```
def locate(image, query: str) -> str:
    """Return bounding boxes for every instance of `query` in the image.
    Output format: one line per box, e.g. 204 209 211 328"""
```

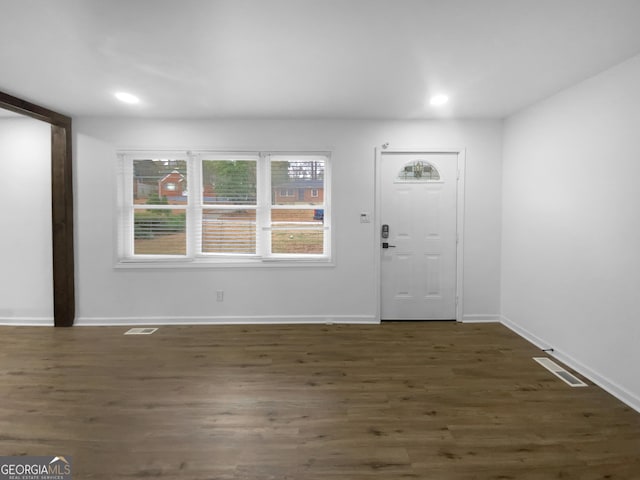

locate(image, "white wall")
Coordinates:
0 116 53 324
502 53 640 411
74 118 502 324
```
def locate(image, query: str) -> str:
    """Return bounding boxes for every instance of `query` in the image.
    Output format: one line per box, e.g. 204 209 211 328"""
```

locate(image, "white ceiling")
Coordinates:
2 0 640 119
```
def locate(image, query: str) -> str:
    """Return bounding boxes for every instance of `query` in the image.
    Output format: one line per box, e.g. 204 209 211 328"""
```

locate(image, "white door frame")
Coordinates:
374 146 466 322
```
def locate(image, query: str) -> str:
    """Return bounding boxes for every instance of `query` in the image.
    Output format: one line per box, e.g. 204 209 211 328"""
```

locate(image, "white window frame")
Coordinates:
116 150 332 268
196 152 260 259
117 152 191 262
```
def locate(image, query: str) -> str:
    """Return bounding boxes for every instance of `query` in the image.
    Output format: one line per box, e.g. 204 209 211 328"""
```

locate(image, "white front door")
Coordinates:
380 152 458 320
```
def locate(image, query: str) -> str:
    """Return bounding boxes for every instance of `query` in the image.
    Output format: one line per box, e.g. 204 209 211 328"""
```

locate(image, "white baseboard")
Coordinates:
501 315 640 414
75 315 378 326
461 314 501 323
500 315 553 350
0 317 54 326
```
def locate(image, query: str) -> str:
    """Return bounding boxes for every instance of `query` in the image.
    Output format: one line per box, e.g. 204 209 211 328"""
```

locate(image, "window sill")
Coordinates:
115 256 335 269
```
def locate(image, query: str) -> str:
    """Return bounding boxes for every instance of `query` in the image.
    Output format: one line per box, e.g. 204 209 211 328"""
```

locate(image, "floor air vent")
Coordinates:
124 327 158 335
533 357 587 387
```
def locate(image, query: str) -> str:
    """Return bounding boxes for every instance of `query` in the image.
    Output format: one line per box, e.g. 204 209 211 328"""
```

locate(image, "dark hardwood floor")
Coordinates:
0 322 639 479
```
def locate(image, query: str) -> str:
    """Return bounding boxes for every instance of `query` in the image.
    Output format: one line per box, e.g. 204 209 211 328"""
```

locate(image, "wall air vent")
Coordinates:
533 357 588 387
124 327 158 335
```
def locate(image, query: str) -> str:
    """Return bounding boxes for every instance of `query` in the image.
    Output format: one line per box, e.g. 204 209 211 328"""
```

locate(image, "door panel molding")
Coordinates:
0 90 75 327
374 146 465 322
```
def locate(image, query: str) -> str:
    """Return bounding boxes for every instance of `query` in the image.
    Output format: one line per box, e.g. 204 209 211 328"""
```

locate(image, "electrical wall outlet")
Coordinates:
216 290 224 302
360 212 371 223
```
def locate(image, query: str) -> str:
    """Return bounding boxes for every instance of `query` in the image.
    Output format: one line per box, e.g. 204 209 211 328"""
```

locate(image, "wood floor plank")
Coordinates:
0 322 639 479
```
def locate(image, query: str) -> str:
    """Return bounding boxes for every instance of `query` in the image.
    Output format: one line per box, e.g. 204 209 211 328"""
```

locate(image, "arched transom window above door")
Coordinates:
396 160 441 182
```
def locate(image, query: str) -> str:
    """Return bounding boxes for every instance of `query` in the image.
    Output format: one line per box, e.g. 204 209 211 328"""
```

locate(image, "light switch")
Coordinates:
360 212 371 223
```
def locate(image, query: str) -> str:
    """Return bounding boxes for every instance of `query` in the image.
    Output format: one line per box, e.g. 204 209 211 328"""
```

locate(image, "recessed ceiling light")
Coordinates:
114 92 140 104
429 94 449 106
